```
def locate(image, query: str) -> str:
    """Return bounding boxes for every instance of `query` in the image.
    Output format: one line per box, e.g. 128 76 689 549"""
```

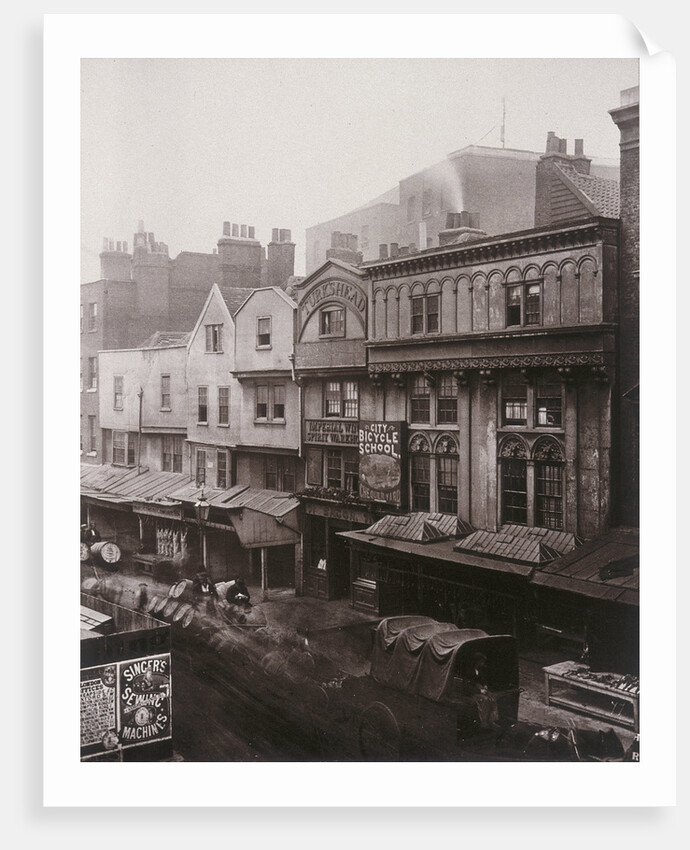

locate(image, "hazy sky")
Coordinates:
81 58 638 280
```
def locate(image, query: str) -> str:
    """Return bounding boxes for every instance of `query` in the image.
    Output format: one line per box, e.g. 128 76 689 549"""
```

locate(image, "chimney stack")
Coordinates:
438 211 486 247
379 244 388 260
390 243 399 258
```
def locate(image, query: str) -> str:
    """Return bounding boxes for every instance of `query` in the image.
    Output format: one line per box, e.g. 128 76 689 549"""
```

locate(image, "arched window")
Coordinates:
409 434 430 511
533 438 565 530
500 437 528 525
436 435 458 515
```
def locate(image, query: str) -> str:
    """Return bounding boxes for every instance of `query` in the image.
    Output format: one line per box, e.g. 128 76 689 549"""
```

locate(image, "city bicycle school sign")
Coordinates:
358 421 406 507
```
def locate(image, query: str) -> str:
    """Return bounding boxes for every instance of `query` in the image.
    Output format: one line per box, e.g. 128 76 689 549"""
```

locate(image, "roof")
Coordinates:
366 511 474 543
232 286 297 317
166 481 299 518
556 163 620 218
219 286 257 316
454 524 583 565
139 331 191 349
338 529 534 578
80 464 188 503
530 527 639 605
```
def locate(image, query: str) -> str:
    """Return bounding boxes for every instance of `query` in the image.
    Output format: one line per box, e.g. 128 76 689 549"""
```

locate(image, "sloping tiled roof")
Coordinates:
219 286 257 317
454 524 583 565
366 512 474 543
531 527 639 605
557 164 620 218
139 331 190 348
81 464 188 503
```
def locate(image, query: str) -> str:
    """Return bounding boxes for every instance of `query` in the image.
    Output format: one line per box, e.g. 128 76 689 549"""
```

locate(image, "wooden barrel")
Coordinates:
80 542 91 562
146 595 161 614
90 541 121 568
81 578 100 592
172 603 192 624
168 580 188 599
163 599 179 618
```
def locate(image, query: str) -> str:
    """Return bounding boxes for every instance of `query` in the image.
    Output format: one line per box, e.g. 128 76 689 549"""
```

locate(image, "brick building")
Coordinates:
81 221 295 464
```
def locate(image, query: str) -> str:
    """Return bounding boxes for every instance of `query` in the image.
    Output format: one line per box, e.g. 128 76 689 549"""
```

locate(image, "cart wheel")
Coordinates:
358 702 401 761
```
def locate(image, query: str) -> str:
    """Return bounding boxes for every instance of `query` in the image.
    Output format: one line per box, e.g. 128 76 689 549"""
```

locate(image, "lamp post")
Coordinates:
194 487 210 570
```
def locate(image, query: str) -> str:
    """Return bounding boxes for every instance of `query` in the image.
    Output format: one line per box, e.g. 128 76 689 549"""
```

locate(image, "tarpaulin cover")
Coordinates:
371 617 518 702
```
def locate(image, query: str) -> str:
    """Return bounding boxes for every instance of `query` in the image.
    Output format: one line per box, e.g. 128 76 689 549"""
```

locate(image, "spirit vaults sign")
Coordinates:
358 421 406 507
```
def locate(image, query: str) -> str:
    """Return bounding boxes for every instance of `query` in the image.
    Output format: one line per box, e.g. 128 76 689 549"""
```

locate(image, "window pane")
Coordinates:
265 455 277 490
503 380 527 425
344 456 359 493
502 458 527 524
536 462 563 529
437 456 458 515
257 318 271 346
437 376 457 423
196 450 206 485
172 436 183 473
325 381 341 417
411 455 430 511
218 386 229 424
536 382 562 426
525 284 541 325
343 381 358 418
411 297 424 334
198 387 208 422
273 385 285 419
161 375 171 408
426 295 439 333
326 450 342 488
217 450 228 489
127 435 136 467
113 431 126 465
256 385 268 419
410 375 430 423
506 287 522 326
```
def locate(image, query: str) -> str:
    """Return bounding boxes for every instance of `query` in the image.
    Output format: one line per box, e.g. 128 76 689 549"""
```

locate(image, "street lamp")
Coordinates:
194 487 211 568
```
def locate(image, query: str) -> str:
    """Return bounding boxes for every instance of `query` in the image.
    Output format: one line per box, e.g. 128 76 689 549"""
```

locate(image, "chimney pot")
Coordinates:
240 224 247 238
408 242 416 253
574 138 584 156
469 212 480 229
559 138 567 155
272 228 279 242
280 229 291 243
223 221 231 236
116 241 122 252
232 223 239 237
248 226 255 239
459 211 470 228
379 244 388 259
399 246 409 256
390 243 399 258
123 241 128 253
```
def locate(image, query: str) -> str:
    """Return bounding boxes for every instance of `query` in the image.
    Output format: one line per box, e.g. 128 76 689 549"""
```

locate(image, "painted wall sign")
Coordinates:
358 421 406 506
300 279 366 322
305 419 359 445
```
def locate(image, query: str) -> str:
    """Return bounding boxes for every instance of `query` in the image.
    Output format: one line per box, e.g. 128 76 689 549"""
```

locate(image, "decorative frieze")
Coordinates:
368 351 605 376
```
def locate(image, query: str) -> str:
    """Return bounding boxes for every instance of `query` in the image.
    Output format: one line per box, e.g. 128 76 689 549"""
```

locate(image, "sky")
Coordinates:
81 58 639 281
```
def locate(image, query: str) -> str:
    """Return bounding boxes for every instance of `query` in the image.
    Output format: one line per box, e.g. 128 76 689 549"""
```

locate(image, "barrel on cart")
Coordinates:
89 541 122 569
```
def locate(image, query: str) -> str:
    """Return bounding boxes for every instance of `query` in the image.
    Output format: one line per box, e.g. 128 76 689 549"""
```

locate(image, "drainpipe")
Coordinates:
137 387 143 474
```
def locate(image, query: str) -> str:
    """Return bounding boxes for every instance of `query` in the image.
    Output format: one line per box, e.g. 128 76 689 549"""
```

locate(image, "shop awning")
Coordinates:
80 464 188 508
530 527 639 605
167 482 300 548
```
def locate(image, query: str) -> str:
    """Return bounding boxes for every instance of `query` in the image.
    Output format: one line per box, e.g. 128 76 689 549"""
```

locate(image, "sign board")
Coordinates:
305 419 358 446
80 653 172 757
358 421 406 507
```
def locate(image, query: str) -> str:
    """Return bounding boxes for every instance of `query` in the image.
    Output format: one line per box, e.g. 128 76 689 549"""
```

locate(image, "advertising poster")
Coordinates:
358 421 405 506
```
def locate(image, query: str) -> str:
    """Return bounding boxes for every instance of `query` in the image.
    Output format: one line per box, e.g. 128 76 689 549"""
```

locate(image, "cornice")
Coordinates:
365 219 618 282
